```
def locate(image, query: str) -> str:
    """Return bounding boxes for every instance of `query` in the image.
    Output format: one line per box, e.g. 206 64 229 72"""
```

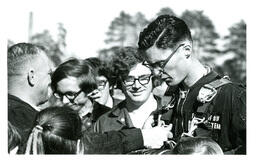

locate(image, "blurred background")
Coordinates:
6 0 246 84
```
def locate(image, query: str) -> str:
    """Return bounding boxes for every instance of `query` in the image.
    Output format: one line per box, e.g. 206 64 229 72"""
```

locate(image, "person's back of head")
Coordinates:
172 137 223 155
8 122 21 154
8 43 48 83
25 106 82 154
8 43 52 106
51 58 97 95
138 15 192 52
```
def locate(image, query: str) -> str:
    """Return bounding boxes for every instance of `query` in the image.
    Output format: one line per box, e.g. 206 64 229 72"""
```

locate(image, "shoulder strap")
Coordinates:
196 76 232 114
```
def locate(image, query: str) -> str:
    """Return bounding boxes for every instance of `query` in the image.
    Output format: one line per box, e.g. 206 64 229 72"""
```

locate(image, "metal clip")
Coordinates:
181 117 205 137
197 84 217 103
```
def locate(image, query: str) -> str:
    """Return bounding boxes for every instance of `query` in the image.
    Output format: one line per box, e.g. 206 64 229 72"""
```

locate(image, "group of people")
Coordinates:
8 15 246 155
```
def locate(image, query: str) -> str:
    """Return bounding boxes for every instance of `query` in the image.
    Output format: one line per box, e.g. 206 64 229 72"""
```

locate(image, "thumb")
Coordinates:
164 123 173 131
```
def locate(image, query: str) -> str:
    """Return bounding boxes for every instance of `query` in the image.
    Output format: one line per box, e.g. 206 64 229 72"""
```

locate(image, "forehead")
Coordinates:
128 63 151 76
145 45 172 63
56 76 80 92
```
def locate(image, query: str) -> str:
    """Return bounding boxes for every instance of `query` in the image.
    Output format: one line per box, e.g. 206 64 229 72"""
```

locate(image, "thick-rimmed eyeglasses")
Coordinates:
122 74 152 87
53 90 83 103
142 44 184 75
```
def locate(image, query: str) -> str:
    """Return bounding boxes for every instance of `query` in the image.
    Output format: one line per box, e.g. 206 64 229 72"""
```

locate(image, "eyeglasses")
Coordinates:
97 80 108 91
53 89 83 103
142 44 184 75
122 74 152 87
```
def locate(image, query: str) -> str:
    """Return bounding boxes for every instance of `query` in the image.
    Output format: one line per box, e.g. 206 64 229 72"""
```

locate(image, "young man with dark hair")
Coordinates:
138 15 246 154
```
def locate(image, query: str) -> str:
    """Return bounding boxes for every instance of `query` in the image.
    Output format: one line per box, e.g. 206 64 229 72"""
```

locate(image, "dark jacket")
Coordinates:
81 102 111 132
8 94 38 153
165 71 246 154
94 95 163 133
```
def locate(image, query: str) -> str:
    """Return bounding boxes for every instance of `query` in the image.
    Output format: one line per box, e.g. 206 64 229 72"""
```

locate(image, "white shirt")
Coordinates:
128 94 157 128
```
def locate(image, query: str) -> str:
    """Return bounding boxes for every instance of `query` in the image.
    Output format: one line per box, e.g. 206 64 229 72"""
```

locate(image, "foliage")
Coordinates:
104 11 149 48
156 7 176 17
181 10 219 64
30 23 67 66
221 20 246 83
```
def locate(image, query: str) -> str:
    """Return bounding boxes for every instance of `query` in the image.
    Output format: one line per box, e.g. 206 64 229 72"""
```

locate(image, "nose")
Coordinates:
132 79 141 89
62 96 70 104
152 68 161 76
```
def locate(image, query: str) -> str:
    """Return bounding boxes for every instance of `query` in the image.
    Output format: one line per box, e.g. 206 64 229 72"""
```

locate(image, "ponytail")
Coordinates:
25 125 45 154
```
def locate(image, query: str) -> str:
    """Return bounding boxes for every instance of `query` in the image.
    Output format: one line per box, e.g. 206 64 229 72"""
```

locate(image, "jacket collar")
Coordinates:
110 101 134 127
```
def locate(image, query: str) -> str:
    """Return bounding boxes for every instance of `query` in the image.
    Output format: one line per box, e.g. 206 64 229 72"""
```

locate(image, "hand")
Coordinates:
87 89 101 100
142 115 154 129
141 124 173 149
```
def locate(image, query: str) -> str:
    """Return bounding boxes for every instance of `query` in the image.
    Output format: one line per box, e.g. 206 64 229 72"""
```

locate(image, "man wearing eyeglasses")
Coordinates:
138 15 246 154
94 47 167 133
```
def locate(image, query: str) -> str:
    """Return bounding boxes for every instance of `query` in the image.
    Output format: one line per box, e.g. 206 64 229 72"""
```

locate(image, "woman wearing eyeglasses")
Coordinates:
94 47 164 133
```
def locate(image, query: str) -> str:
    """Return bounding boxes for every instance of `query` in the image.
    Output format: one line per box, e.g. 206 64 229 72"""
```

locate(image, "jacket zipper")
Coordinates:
178 89 189 133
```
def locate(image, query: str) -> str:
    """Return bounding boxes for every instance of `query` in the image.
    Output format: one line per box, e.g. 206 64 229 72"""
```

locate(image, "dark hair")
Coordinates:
25 106 82 154
85 57 115 86
138 15 192 51
51 58 97 94
8 122 21 153
111 47 143 89
172 137 223 155
8 42 47 76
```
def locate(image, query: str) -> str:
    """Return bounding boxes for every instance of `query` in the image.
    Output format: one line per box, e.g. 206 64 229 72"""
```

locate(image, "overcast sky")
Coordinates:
5 0 248 59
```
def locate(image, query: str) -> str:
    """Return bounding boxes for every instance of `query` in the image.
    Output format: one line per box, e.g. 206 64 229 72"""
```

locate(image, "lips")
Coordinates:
130 90 145 96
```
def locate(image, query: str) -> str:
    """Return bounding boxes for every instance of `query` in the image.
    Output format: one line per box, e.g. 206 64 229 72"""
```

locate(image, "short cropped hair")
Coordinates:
138 15 192 51
172 137 223 155
51 58 97 94
85 57 115 86
111 47 143 89
8 43 46 76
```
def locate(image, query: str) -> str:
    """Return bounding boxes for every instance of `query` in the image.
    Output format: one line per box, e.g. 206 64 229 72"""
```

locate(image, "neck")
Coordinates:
105 95 113 108
182 59 207 89
8 87 39 111
125 99 144 112
79 101 94 117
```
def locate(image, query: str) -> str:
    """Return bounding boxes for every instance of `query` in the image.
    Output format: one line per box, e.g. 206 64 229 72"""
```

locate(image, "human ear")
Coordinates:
183 44 192 59
27 68 35 86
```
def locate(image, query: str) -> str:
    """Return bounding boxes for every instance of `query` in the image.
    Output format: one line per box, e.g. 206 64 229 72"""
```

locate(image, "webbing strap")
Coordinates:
196 77 232 114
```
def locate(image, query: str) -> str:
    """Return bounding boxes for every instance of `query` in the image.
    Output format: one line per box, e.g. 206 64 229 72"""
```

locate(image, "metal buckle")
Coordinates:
197 84 217 103
181 117 205 137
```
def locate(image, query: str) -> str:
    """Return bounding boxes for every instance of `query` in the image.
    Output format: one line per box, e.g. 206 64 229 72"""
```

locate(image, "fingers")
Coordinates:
87 89 101 99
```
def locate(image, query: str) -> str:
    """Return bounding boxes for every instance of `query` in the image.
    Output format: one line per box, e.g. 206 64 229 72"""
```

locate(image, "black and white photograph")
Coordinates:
1 0 254 163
